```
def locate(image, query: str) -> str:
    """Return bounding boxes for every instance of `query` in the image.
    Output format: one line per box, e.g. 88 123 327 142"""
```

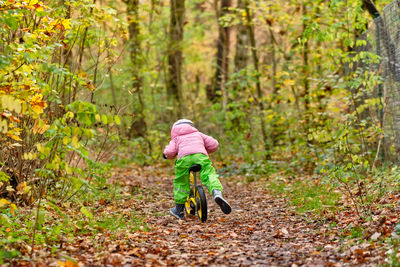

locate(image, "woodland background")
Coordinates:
1 0 400 264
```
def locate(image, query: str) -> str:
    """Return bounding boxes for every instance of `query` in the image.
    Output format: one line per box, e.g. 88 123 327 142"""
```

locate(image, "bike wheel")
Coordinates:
195 185 207 222
185 189 196 216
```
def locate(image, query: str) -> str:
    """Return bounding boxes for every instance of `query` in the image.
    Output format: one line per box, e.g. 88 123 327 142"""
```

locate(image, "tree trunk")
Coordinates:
233 0 249 81
125 0 148 140
209 0 231 104
72 0 96 102
302 3 310 126
230 0 249 133
244 0 270 159
266 10 280 147
167 0 185 118
362 0 379 17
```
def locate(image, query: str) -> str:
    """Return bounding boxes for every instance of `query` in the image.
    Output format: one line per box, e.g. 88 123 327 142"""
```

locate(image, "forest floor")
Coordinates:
74 164 394 266
11 164 399 266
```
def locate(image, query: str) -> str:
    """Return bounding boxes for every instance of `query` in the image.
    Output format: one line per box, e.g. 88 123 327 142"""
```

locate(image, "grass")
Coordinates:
267 176 340 214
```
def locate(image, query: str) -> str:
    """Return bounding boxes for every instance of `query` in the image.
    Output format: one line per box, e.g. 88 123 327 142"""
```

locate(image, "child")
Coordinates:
163 119 232 219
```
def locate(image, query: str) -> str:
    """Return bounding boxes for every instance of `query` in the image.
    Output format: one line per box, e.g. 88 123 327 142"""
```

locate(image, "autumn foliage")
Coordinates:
1 0 400 265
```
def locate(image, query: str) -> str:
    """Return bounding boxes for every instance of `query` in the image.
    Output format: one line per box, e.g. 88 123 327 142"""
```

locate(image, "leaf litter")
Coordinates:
9 164 398 266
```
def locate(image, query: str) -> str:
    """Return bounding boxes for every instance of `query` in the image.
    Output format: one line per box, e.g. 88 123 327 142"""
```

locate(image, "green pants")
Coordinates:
173 153 223 204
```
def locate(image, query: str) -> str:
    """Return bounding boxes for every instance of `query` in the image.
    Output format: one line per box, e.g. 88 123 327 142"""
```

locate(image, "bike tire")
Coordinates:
185 188 196 216
195 185 207 222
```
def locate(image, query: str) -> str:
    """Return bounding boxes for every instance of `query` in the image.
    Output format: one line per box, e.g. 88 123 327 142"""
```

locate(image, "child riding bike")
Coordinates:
163 119 232 219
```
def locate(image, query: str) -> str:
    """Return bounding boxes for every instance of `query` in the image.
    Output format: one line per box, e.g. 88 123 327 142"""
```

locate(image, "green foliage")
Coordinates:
267 176 340 214
0 0 398 262
0 184 148 262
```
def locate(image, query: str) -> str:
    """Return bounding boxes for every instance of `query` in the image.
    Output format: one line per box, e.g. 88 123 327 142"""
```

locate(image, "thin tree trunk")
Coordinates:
210 0 231 104
234 0 248 73
232 0 250 149
244 0 270 159
233 0 249 97
267 15 280 147
72 0 96 102
124 0 148 141
109 66 117 109
302 3 310 127
167 0 185 118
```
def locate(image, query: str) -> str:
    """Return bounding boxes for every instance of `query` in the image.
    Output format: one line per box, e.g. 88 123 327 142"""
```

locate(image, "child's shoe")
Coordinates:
213 190 232 214
170 204 185 219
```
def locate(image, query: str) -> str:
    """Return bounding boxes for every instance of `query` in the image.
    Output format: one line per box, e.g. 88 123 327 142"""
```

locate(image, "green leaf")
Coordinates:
80 206 93 219
114 115 121 125
101 114 108 125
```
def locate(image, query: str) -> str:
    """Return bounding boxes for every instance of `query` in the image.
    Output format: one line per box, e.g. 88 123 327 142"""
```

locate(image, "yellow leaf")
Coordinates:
73 127 79 136
61 19 72 30
33 119 50 134
72 136 79 148
0 198 10 208
0 119 9 133
63 136 70 145
10 204 17 216
24 186 31 194
30 94 47 114
19 65 33 75
36 143 45 153
1 95 21 113
7 133 22 141
283 79 295 86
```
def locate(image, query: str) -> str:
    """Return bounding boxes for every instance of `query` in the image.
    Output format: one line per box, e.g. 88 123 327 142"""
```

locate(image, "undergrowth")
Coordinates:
0 182 148 264
267 175 340 214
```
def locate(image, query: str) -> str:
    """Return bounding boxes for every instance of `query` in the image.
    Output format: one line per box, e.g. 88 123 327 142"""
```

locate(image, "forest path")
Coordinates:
97 164 381 266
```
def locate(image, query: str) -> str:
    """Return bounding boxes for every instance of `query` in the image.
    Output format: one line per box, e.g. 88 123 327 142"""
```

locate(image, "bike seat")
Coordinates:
189 164 201 173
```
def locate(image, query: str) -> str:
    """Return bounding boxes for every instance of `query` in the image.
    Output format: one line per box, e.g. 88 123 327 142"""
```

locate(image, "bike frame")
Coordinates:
185 166 207 222
190 170 198 214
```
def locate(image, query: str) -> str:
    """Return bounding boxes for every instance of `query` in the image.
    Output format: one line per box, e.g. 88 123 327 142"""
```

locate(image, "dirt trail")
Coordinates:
90 165 385 266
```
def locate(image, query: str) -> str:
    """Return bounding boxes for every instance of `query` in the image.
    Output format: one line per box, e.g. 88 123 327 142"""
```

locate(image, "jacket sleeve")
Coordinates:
163 138 178 159
200 133 219 154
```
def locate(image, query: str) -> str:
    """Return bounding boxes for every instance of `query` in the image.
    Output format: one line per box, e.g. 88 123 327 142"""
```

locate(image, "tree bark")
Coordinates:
234 0 249 76
167 0 185 118
362 0 379 17
124 0 148 139
302 3 310 127
265 9 280 147
209 0 231 103
244 0 270 159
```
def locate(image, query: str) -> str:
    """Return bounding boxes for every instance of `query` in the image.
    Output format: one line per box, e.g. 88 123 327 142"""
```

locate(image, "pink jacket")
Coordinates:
163 124 219 160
